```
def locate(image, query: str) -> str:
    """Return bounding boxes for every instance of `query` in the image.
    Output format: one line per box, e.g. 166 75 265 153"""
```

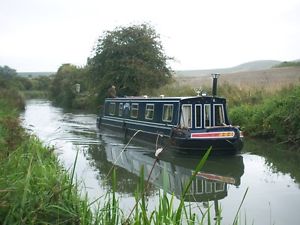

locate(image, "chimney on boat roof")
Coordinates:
211 73 220 96
160 94 165 98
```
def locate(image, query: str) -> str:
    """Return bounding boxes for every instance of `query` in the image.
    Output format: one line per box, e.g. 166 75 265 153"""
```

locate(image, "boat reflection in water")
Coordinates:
89 129 244 216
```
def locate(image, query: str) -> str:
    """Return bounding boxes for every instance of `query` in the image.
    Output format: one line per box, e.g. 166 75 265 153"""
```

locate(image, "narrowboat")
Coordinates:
96 74 243 153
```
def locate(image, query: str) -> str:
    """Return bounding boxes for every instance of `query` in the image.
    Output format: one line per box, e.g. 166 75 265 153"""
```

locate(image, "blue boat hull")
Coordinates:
97 116 243 153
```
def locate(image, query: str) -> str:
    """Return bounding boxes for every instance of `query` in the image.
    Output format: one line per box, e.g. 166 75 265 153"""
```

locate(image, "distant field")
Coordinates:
176 66 300 91
175 60 281 77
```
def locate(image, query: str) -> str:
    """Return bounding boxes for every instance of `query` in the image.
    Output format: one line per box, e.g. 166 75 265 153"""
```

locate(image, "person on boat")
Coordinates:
107 85 116 98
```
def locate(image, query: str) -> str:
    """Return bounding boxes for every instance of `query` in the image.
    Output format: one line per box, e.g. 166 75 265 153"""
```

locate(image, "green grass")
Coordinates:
0 88 25 112
0 89 97 224
0 137 97 224
0 89 25 159
229 85 300 146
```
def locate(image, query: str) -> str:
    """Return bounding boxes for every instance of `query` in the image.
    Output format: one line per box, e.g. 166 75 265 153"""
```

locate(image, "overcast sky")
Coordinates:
0 0 299 72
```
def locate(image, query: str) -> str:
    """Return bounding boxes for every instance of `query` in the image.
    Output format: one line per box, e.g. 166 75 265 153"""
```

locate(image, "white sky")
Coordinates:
0 0 299 72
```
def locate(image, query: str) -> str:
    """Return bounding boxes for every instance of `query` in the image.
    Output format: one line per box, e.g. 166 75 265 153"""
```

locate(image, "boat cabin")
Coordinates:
97 95 243 152
102 95 229 130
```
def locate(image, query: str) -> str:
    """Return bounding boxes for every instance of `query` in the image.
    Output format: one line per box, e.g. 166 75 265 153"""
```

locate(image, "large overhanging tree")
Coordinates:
88 23 173 101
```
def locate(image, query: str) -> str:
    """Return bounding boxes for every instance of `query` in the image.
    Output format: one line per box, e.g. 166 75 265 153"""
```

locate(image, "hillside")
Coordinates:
175 60 281 77
176 66 300 91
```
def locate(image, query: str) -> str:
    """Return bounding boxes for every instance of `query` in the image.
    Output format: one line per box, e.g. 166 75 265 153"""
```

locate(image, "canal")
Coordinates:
21 99 300 225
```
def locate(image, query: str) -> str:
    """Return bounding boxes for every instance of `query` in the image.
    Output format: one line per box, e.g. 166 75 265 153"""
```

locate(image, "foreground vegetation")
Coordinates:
0 89 96 223
0 138 96 224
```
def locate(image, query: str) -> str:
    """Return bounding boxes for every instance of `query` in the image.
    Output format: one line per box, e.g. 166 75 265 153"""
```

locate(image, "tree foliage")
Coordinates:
0 65 17 78
50 64 86 108
0 65 17 88
88 23 173 102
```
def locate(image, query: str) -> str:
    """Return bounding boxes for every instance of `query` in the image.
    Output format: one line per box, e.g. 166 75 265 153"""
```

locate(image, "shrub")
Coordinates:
230 85 300 144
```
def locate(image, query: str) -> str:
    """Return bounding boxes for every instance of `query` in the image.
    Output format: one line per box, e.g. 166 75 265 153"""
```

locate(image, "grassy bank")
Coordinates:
0 89 25 160
0 89 96 223
229 85 300 147
0 137 97 224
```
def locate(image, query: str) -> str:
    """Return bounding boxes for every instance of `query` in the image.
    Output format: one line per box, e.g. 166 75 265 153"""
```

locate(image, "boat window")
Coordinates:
145 104 154 120
180 104 192 128
214 104 225 126
119 103 123 116
109 102 116 115
196 179 204 194
162 104 173 122
130 103 139 118
205 181 213 193
195 104 202 128
204 104 211 127
215 182 225 192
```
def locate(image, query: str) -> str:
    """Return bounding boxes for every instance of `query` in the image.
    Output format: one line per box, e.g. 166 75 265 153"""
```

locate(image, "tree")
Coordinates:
0 65 17 88
50 64 84 107
88 23 173 102
0 65 17 78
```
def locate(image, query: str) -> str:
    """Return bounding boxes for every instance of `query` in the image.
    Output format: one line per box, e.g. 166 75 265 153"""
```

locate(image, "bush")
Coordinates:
229 85 300 144
0 88 25 111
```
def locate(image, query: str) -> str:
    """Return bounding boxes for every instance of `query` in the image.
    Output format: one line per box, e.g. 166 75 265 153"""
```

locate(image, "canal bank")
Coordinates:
0 92 98 223
20 99 300 225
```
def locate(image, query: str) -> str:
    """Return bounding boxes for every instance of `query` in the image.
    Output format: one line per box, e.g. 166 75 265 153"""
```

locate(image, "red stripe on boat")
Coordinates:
197 172 236 184
191 131 235 139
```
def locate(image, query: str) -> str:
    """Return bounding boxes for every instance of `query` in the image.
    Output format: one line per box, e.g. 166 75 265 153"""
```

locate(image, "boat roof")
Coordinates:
106 95 225 101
